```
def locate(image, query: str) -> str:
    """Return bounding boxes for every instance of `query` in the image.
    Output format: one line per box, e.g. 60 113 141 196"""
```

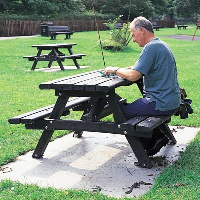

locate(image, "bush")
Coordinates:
103 15 132 51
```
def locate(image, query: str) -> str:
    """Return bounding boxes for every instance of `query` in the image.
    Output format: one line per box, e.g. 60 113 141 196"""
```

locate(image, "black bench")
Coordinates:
57 54 86 61
119 115 175 142
176 22 188 29
152 22 161 31
115 23 123 29
48 26 75 40
8 97 91 125
23 54 86 63
23 54 48 61
196 23 200 29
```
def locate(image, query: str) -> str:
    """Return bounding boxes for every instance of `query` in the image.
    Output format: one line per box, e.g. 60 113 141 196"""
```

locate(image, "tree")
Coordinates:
83 0 155 20
150 0 167 18
2 0 200 20
174 0 200 18
174 0 192 18
0 0 86 15
165 0 176 20
0 0 7 12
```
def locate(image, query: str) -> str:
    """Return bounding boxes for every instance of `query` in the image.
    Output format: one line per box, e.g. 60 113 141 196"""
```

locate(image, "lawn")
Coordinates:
0 24 200 199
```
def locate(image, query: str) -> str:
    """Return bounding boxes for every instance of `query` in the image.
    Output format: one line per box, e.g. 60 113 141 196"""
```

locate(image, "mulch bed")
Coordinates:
163 35 200 41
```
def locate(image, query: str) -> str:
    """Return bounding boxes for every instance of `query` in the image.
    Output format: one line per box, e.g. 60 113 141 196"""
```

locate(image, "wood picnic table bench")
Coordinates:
196 23 200 29
176 22 188 29
23 43 86 71
8 70 177 169
48 26 75 40
152 22 161 31
115 23 123 29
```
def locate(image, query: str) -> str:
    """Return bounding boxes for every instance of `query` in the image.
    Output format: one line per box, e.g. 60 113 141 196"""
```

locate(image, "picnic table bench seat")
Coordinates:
8 97 91 124
119 115 170 132
119 115 176 143
9 99 176 142
23 54 49 61
9 106 175 141
23 54 86 62
48 26 75 40
8 96 128 125
58 54 86 61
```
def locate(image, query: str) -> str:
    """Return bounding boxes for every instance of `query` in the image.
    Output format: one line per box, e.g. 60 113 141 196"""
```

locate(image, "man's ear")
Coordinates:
140 27 146 34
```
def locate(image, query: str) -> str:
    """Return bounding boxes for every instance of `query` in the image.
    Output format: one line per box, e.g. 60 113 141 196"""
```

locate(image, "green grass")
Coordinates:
0 24 200 199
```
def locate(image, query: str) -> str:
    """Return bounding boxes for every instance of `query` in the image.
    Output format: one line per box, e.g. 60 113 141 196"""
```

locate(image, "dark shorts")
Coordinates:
122 98 177 119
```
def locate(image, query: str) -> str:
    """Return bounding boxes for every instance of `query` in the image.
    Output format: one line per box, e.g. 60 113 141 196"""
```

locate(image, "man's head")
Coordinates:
130 16 155 47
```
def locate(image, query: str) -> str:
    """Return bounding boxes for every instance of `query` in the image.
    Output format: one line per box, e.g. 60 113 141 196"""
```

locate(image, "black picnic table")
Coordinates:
23 43 86 71
9 70 177 168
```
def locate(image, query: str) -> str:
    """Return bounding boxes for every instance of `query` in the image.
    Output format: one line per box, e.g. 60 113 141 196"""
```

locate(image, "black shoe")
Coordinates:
147 136 169 156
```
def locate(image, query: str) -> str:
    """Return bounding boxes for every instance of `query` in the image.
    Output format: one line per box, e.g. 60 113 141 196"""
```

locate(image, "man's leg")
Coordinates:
122 98 175 118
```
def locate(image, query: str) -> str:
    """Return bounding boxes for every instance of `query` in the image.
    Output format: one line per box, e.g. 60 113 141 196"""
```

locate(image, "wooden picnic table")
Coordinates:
23 43 86 71
9 70 177 168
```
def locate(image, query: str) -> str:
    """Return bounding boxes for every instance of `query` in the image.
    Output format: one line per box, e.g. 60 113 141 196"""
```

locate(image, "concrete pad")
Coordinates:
27 65 90 72
0 126 199 198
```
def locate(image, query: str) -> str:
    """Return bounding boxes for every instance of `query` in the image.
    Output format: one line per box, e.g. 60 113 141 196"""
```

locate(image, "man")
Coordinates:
104 16 181 156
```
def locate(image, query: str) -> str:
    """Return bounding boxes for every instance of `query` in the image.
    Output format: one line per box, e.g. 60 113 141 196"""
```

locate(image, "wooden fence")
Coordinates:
0 19 110 37
152 20 175 28
0 19 175 37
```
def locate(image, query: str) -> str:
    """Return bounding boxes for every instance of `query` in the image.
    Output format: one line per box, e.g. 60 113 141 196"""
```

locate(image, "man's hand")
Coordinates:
104 66 142 82
104 67 119 76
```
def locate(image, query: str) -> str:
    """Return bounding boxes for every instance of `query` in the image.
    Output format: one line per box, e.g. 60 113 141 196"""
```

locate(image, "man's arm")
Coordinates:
104 67 142 82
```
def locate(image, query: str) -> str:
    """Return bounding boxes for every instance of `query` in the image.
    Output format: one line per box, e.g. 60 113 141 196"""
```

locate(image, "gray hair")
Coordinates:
130 16 154 33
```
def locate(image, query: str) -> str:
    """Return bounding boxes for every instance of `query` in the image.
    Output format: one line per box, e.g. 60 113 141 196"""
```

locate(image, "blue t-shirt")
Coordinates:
132 38 181 111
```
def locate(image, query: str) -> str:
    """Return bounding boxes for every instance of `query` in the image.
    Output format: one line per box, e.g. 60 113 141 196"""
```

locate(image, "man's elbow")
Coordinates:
129 72 142 82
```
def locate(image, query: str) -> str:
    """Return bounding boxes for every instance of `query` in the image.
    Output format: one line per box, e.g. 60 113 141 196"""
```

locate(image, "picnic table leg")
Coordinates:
106 91 153 168
125 135 153 168
67 47 80 69
31 61 38 70
72 59 80 69
47 61 53 68
64 34 69 39
47 48 65 70
82 97 107 121
50 34 55 40
73 98 106 137
73 108 91 138
158 123 177 145
57 60 65 71
32 93 69 158
31 49 42 70
106 91 126 122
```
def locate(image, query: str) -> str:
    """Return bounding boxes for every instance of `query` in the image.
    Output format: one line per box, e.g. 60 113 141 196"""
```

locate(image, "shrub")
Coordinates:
103 15 132 51
0 11 115 21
